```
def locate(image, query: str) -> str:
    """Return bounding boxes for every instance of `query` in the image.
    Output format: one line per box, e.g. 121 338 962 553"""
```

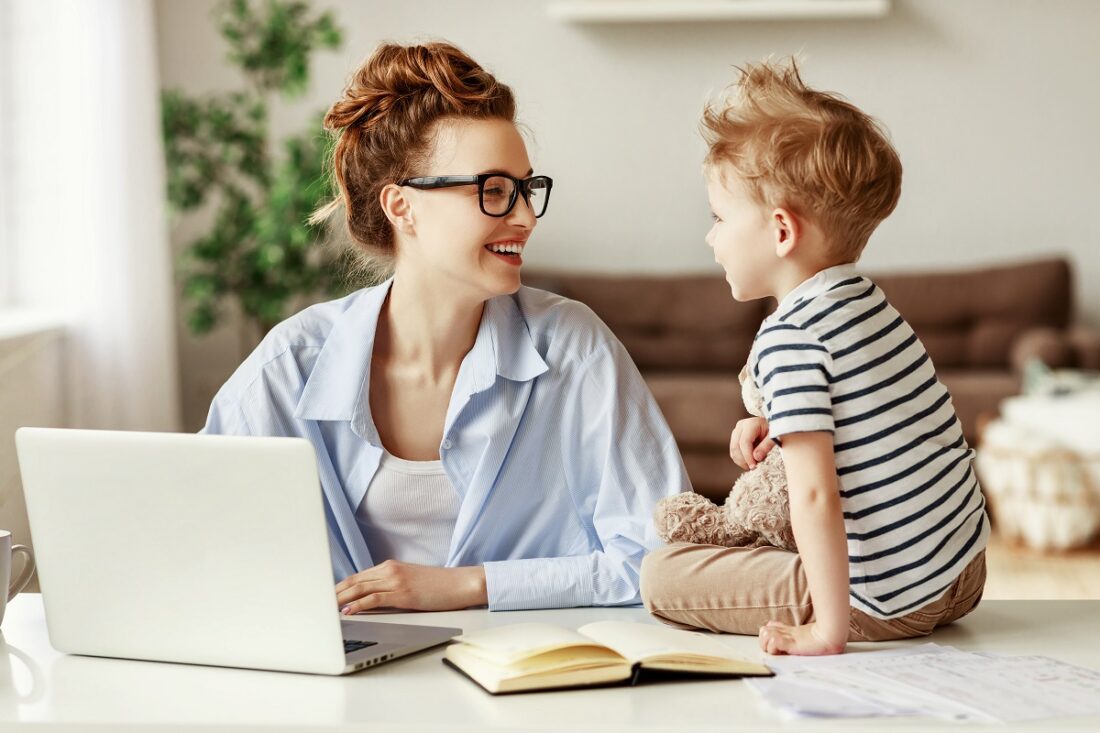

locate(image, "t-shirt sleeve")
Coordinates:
750 323 834 439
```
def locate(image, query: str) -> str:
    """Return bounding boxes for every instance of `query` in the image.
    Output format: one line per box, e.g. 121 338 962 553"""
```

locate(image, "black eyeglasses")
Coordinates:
399 173 553 218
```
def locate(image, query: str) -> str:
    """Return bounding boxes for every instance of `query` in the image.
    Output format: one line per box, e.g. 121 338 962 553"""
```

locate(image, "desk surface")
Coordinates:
1 594 1098 732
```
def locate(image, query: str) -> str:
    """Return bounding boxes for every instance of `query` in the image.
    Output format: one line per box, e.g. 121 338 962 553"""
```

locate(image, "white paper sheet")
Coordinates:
747 643 1100 723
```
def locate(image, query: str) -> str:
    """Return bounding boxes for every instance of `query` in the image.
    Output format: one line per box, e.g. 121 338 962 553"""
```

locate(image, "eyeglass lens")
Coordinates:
481 175 549 217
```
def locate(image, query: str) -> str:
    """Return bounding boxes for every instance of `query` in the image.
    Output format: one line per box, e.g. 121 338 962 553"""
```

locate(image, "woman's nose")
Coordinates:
508 196 537 229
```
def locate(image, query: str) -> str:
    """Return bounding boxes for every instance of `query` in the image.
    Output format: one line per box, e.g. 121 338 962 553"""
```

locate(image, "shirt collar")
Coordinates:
774 262 861 316
481 294 552 383
294 278 549 442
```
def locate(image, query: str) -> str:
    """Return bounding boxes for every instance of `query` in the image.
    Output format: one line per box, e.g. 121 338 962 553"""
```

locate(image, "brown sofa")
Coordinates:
527 258 1100 500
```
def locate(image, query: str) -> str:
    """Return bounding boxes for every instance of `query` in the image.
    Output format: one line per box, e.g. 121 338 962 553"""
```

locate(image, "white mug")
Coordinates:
0 530 35 626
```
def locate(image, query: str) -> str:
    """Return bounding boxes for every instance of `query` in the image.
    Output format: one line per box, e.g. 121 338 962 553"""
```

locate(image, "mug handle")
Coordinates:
8 545 35 601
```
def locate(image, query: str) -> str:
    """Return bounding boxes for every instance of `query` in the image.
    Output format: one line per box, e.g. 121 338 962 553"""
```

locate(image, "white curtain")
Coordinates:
6 0 180 431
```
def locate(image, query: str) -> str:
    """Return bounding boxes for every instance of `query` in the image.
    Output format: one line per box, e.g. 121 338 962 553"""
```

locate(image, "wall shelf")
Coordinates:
547 0 891 23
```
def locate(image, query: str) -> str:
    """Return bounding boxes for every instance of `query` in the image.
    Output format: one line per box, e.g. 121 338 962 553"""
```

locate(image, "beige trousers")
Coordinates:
640 543 986 642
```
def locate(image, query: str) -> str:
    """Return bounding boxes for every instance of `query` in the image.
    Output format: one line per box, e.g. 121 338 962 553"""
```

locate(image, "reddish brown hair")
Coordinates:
703 58 902 262
312 41 516 273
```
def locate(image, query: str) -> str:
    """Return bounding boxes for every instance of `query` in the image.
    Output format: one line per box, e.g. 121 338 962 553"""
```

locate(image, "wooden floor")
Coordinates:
984 529 1100 600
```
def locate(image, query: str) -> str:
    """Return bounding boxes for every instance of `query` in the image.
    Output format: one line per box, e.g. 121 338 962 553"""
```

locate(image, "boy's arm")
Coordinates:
760 431 850 655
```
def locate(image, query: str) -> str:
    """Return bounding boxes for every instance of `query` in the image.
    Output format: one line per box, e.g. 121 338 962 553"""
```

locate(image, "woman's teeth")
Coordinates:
486 243 524 255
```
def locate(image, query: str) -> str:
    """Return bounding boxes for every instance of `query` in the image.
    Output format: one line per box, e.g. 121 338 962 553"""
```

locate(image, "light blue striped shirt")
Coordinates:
201 278 691 610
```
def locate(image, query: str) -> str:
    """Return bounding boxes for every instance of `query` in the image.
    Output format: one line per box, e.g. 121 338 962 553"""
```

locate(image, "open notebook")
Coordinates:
443 621 773 694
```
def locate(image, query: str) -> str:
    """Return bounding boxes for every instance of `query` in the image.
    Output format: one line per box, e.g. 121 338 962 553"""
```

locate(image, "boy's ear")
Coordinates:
772 207 800 258
380 183 416 235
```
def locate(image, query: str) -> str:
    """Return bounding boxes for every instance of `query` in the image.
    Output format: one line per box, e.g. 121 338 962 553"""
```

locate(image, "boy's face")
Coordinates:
705 166 778 302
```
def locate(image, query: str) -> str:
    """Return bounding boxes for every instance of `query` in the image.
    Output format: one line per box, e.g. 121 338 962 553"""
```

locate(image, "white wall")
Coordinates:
155 0 1100 427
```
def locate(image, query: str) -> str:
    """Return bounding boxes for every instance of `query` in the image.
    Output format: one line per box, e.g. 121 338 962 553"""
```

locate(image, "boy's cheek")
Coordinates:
714 242 737 269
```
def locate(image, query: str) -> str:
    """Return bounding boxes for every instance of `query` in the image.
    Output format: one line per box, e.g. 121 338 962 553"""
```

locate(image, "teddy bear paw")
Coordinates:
653 492 739 545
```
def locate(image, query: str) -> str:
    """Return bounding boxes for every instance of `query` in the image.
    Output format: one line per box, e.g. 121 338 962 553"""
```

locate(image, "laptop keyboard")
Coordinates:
344 639 379 654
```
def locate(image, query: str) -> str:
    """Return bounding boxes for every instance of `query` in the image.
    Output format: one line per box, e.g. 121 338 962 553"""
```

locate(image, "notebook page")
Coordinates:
453 623 607 666
577 620 751 664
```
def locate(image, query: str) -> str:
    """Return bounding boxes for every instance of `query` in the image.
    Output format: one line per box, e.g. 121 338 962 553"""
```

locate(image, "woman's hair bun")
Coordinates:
323 42 514 133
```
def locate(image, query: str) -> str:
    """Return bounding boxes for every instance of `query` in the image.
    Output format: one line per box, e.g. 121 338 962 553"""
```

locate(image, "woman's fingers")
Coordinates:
341 591 400 615
335 575 389 607
335 571 369 595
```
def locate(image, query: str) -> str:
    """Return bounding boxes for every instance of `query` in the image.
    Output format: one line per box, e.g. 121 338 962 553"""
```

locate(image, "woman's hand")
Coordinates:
730 416 775 469
759 620 846 656
336 561 488 614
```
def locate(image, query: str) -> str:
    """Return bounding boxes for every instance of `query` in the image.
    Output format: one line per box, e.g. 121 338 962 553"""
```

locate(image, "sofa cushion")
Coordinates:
643 372 745 449
681 450 741 502
524 273 767 371
875 258 1071 369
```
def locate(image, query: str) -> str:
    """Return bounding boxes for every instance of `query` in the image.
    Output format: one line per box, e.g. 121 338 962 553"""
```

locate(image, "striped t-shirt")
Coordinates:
748 263 989 620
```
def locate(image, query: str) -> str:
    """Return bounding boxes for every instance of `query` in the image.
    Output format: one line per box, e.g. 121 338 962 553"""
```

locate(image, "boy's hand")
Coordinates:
759 620 846 656
729 416 775 469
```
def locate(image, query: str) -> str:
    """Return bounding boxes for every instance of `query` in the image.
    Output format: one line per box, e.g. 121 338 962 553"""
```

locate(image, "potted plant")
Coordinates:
162 0 350 350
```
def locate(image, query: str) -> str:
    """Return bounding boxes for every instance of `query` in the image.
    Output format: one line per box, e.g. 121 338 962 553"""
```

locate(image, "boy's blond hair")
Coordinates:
703 59 902 262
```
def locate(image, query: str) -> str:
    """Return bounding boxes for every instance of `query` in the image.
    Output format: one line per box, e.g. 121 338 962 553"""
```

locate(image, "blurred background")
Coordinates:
2 0 1099 596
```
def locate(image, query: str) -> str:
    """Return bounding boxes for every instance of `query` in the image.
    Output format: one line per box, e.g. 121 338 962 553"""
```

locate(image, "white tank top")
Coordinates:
355 450 460 566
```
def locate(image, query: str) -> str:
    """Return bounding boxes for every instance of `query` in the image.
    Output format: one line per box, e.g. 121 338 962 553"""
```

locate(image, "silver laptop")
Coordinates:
14 427 461 675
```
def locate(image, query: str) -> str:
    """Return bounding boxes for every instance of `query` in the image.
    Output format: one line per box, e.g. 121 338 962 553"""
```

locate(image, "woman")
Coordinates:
202 41 689 613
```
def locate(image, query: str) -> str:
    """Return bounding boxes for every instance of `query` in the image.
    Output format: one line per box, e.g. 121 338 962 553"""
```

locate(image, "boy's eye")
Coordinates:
711 213 722 223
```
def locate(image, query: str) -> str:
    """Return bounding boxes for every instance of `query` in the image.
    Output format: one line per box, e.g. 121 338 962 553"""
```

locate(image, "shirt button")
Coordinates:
441 439 453 450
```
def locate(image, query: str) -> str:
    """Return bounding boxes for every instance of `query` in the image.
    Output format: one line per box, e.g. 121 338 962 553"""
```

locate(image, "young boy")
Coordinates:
640 60 989 655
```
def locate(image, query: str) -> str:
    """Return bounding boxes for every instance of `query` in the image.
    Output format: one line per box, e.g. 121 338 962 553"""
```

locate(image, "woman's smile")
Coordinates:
484 238 526 266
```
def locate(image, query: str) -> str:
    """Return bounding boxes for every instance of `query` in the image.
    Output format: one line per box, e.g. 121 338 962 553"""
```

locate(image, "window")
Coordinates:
0 0 13 307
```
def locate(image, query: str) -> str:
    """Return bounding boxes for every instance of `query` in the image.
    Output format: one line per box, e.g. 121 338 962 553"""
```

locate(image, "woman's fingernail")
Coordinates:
340 605 350 615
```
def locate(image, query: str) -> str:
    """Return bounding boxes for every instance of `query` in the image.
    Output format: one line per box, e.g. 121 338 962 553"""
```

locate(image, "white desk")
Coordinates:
1 594 1098 732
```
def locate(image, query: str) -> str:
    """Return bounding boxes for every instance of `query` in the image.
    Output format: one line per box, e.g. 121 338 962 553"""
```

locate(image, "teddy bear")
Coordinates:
653 365 797 552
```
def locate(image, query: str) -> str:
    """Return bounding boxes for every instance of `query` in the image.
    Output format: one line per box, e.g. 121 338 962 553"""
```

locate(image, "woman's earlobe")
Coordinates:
380 184 415 234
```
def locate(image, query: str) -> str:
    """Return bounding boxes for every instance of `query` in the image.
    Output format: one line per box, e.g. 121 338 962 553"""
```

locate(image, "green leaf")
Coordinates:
167 1 349 336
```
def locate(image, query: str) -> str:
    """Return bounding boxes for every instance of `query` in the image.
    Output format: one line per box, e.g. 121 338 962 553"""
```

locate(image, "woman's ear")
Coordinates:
380 183 415 236
772 207 800 258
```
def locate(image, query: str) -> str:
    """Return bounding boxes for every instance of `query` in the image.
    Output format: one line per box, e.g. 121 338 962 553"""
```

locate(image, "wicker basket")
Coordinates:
977 421 1100 551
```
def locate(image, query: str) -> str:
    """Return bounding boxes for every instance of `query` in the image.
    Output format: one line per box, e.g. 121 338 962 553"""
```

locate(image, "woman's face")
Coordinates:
398 117 538 300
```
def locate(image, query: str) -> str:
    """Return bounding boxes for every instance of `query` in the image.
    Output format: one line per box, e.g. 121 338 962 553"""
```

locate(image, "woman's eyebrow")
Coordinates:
479 168 535 177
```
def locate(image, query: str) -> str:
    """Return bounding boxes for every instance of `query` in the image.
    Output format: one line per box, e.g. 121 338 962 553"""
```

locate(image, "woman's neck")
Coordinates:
377 271 485 385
